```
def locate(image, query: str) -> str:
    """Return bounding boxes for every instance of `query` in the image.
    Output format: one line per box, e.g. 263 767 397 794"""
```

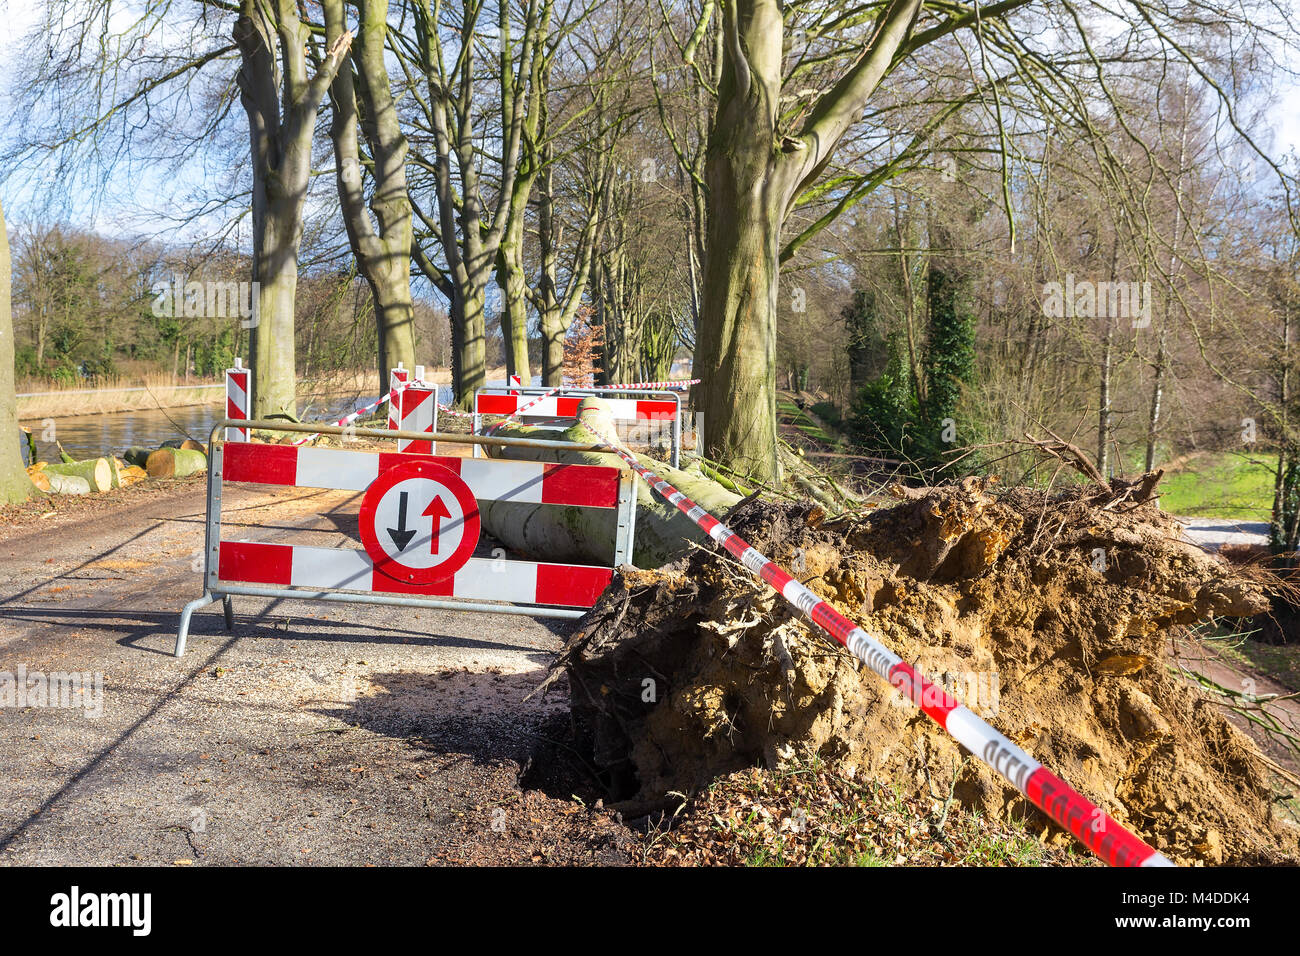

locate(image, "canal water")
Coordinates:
18 387 455 466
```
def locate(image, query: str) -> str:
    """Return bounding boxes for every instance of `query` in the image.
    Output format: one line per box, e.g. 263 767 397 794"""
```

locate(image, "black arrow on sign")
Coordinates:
388 491 417 551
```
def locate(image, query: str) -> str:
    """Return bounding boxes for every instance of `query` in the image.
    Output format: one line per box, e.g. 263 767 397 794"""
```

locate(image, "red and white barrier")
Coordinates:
477 392 678 424
217 542 610 607
222 442 621 506
602 444 1172 868
174 430 637 656
225 358 250 442
395 365 438 454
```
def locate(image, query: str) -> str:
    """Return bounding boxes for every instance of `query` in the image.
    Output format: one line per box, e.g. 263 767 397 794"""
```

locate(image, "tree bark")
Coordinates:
325 0 415 388
695 0 922 482
451 285 487 408
236 0 352 420
1097 318 1114 477
496 214 534 383
0 199 36 505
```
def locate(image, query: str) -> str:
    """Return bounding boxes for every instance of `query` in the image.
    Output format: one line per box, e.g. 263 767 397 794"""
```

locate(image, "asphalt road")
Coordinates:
1177 517 1270 550
0 483 632 866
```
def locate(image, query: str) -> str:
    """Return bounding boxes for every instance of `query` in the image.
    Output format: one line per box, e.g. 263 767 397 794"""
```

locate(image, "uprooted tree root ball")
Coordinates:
544 479 1300 865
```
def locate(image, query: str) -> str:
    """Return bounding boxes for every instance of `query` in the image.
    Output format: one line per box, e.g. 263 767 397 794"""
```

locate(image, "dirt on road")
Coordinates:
0 478 636 866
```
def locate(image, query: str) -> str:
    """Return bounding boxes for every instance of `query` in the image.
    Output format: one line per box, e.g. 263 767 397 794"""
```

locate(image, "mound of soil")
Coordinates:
547 479 1300 865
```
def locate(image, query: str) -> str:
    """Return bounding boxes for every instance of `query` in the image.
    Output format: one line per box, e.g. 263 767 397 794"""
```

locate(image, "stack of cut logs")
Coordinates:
25 438 207 495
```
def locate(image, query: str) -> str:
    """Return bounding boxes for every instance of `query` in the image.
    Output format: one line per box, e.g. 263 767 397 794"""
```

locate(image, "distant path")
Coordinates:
1176 516 1269 550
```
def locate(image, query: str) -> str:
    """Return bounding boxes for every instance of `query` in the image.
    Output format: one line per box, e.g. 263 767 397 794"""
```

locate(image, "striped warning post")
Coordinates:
604 447 1173 868
396 366 438 454
386 363 409 432
217 541 610 607
225 359 250 442
222 442 621 506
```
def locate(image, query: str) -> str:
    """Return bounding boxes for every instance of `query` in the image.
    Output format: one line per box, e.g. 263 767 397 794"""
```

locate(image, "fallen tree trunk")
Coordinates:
145 447 206 479
44 458 113 493
46 473 91 495
482 399 741 568
123 447 152 469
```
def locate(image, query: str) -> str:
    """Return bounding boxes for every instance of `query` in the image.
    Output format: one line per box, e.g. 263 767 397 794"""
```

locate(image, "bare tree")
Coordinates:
325 0 417 390
399 0 545 405
1 199 36 504
235 0 353 418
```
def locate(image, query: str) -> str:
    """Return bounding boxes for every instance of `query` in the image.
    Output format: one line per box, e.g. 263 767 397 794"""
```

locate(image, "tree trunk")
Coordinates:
451 285 486 408
44 458 113 493
326 0 415 385
249 220 301 419
496 213 533 383
236 2 352 420
1145 332 1166 473
145 447 207 479
1097 319 1114 477
541 306 566 387
695 0 921 483
482 399 740 566
0 199 36 505
695 183 783 483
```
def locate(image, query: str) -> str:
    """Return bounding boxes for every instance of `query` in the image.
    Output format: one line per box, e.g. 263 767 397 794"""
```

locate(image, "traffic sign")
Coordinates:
359 460 480 584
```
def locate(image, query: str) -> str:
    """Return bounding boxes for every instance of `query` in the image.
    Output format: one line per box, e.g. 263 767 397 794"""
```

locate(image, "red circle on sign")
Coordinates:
359 460 480 585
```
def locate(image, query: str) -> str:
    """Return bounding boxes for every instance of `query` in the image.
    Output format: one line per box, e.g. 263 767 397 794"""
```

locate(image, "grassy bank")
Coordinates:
14 366 472 422
17 377 225 421
1157 452 1274 519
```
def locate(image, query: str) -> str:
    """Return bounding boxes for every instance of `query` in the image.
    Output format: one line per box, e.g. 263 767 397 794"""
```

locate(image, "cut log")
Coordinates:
44 458 113 493
47 473 91 495
481 398 741 568
180 439 206 454
145 447 206 479
28 470 51 493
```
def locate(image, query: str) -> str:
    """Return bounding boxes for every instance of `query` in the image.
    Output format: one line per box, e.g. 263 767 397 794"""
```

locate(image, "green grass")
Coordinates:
776 397 837 444
1157 452 1274 519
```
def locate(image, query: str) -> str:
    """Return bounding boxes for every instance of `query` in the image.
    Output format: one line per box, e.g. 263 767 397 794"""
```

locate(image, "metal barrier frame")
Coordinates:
471 385 682 468
174 418 636 657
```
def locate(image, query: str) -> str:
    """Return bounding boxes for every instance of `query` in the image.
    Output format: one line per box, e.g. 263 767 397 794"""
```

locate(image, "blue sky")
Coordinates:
2 1 1298 242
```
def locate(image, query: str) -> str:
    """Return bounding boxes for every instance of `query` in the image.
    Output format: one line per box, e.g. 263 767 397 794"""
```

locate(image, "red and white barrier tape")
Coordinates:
290 378 433 446
599 378 700 391
481 385 565 435
605 446 1173 868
